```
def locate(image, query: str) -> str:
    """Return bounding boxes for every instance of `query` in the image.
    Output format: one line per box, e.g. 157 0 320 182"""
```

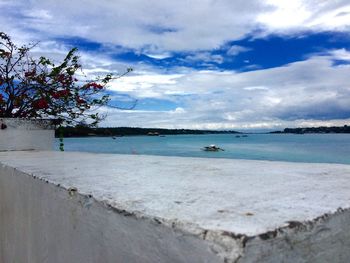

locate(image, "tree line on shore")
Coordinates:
55 126 240 137
270 125 350 134
55 124 350 137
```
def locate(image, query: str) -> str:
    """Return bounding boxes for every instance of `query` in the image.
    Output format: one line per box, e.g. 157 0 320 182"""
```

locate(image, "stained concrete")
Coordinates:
0 118 54 151
1 151 350 262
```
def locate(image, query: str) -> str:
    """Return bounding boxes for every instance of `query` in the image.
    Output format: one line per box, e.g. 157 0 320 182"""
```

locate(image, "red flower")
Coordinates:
85 82 103 90
76 97 86 104
52 89 70 99
57 74 65 82
51 92 60 99
59 89 70 97
33 98 49 109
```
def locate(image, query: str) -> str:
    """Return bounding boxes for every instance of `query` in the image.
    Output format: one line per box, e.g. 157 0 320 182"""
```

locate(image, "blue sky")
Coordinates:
2 0 350 130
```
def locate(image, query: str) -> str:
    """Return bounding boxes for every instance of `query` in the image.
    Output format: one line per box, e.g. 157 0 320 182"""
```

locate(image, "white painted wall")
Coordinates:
0 118 54 151
1 151 350 262
0 164 222 263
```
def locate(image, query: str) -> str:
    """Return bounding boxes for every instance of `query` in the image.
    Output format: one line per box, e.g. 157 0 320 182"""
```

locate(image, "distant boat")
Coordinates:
235 135 241 138
202 144 224 152
242 135 248 137
112 136 117 140
147 132 160 136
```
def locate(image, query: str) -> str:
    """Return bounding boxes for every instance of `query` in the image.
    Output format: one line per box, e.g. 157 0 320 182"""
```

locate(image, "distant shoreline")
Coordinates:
55 126 241 138
55 125 350 138
270 125 350 134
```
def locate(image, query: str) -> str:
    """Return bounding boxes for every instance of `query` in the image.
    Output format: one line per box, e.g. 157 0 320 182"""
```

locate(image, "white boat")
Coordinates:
202 144 224 152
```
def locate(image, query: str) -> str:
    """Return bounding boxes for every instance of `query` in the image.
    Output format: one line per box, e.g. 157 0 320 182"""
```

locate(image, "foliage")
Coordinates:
279 125 350 134
56 126 241 137
0 32 133 126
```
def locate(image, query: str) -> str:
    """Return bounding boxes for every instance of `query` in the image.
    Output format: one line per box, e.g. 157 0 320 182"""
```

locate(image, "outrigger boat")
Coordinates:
202 144 224 152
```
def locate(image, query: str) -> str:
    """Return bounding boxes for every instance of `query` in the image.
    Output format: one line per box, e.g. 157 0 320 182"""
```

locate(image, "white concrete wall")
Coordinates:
0 118 54 151
1 151 350 262
0 163 221 263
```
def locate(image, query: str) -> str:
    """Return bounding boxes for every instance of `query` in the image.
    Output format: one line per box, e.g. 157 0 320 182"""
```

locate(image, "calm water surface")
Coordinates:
56 134 350 164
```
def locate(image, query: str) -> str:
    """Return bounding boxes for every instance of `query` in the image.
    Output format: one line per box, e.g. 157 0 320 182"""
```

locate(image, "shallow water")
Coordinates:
55 133 350 164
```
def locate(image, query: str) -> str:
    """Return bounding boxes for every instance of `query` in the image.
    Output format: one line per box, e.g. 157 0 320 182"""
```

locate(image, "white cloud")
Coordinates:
243 86 269 91
258 0 350 34
226 45 251 56
144 53 172 60
329 48 350 61
182 52 224 64
109 73 184 98
3 0 350 53
257 0 312 29
99 51 350 129
23 9 53 20
1 0 260 52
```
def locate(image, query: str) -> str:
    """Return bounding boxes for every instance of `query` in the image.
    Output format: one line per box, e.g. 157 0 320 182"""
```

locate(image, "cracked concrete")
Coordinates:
1 151 350 262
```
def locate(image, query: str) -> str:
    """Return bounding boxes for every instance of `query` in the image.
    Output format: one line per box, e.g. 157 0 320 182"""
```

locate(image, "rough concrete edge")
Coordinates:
180 206 350 263
235 207 350 262
2 160 350 263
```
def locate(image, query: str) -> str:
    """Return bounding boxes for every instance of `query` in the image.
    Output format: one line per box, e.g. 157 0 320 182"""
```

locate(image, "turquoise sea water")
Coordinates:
56 134 350 164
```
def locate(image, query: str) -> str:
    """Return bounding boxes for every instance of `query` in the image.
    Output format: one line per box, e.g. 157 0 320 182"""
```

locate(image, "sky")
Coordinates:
1 0 350 131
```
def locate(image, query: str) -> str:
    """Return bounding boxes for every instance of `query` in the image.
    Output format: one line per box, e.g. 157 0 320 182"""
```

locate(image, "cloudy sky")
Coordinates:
2 0 350 130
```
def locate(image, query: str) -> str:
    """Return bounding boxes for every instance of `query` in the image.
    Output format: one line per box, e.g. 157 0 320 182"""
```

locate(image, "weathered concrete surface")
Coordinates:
1 151 350 262
0 118 54 151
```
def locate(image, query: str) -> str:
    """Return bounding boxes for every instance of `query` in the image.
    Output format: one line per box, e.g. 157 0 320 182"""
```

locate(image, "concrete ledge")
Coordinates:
1 151 350 262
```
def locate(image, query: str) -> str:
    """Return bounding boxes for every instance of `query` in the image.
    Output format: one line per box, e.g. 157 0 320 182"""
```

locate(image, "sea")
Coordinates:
55 133 350 165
